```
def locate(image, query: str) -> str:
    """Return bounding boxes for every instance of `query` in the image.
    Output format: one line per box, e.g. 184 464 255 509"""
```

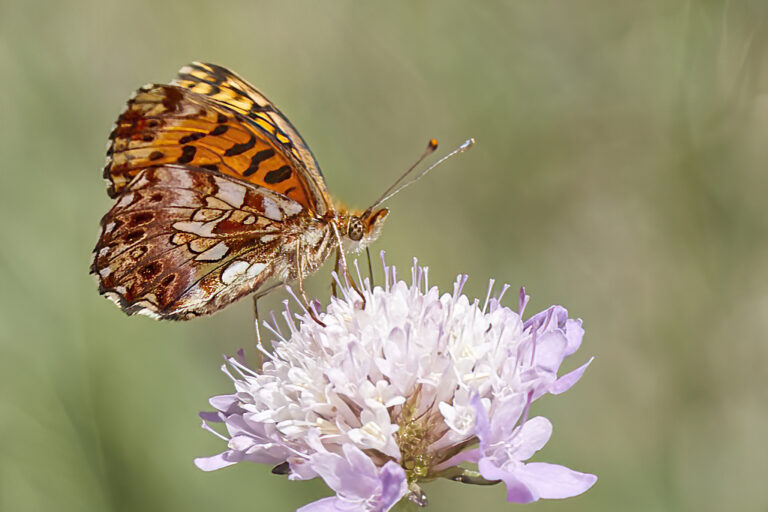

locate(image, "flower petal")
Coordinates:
378 461 409 510
550 357 593 395
478 458 536 503
515 462 597 500
297 497 358 512
193 452 239 471
512 416 553 461
563 318 584 356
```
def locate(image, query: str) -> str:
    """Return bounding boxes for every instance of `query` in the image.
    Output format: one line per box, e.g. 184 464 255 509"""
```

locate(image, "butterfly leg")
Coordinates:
252 294 264 368
296 243 326 327
344 265 367 310
329 223 366 308
331 250 342 298
366 247 375 288
250 281 284 367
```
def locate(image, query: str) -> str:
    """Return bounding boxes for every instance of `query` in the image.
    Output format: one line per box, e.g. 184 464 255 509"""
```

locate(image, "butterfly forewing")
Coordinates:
93 165 306 319
170 62 326 188
104 84 324 214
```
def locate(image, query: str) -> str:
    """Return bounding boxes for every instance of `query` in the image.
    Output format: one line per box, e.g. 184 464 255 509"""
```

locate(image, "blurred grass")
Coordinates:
2 1 768 510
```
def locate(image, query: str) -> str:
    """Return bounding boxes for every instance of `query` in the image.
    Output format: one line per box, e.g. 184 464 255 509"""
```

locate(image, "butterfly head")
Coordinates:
341 208 389 252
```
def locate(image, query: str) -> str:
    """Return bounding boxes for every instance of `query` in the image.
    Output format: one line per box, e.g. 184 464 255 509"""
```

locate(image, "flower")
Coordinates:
196 255 596 510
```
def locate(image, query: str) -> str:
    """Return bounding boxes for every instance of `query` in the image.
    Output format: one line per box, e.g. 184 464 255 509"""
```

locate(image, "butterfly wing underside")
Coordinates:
92 165 305 319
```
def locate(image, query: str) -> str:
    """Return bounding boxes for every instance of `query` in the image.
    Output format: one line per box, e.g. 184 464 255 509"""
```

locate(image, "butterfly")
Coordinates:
92 62 472 320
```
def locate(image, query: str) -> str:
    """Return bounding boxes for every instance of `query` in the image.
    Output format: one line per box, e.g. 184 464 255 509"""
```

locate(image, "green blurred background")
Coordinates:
2 1 767 510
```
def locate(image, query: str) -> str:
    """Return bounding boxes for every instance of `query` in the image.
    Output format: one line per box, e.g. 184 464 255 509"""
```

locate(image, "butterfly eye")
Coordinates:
348 217 364 242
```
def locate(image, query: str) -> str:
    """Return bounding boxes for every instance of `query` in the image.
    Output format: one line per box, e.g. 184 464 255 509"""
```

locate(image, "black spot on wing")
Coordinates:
199 63 228 84
224 134 256 157
139 261 163 280
179 132 206 144
131 212 154 226
243 149 276 177
264 165 292 184
249 103 275 115
125 229 145 244
161 87 185 112
177 145 197 164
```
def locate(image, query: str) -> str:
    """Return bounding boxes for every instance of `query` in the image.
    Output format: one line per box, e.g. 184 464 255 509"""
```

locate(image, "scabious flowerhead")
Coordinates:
196 255 596 510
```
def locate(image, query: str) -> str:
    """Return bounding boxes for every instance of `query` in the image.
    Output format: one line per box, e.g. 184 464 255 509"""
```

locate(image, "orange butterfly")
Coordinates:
92 62 472 320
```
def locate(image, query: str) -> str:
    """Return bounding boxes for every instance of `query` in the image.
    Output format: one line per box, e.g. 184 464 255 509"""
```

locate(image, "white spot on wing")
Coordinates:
221 260 249 285
172 220 218 237
279 198 303 217
167 189 198 207
162 166 195 189
135 306 161 319
193 208 223 222
103 291 123 307
116 192 134 208
104 222 116 234
196 241 229 261
246 262 267 278
262 197 282 221
205 196 232 210
183 283 206 303
215 178 246 207
132 174 150 190
99 267 113 278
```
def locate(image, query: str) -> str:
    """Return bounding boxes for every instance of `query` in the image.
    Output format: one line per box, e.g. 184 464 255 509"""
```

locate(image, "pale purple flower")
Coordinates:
297 443 407 512
196 255 596 510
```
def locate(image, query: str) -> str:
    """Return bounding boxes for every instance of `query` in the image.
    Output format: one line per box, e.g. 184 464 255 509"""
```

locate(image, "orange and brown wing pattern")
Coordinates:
104 84 325 215
92 165 306 319
170 62 326 192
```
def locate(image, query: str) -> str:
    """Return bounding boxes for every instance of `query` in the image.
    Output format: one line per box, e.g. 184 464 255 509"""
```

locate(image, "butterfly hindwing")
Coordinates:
92 165 305 319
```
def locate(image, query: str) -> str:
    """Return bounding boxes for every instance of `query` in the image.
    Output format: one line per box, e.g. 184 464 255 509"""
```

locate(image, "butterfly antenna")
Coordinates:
368 138 475 212
365 139 438 215
366 247 374 287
